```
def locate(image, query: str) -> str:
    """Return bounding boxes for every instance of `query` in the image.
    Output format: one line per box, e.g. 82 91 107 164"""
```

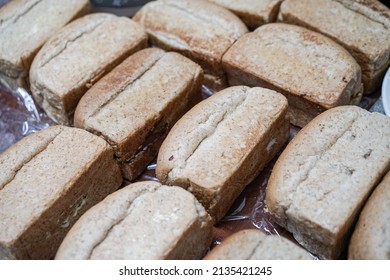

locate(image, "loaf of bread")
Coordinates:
207 0 283 29
265 106 390 259
156 86 289 222
0 125 122 259
222 23 363 128
74 48 203 181
55 181 213 260
0 0 90 89
278 0 390 94
30 13 148 125
204 229 313 260
133 0 248 90
349 172 390 260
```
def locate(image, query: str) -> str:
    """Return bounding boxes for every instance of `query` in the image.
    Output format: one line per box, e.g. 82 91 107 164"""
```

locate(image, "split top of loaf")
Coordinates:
156 85 290 222
204 229 313 260
0 125 122 260
0 0 90 88
265 106 390 259
222 23 363 127
74 48 203 181
55 181 213 260
30 12 148 125
278 0 390 94
207 0 283 29
133 0 248 89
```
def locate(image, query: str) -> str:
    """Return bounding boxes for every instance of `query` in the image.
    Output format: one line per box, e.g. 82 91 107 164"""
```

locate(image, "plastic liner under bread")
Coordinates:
0 81 383 259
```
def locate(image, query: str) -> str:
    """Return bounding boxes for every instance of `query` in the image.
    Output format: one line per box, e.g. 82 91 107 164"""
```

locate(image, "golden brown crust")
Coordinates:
222 23 363 127
0 0 90 88
133 0 248 91
266 106 390 259
30 13 148 125
0 126 122 259
74 48 203 181
156 86 289 222
55 182 213 260
278 0 390 94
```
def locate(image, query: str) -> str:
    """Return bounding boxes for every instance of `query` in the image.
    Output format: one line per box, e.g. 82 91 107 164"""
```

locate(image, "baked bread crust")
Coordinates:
55 181 213 260
204 229 313 260
156 86 289 222
266 106 390 259
0 126 122 260
208 0 283 29
74 48 203 181
0 0 90 88
348 172 390 260
278 0 390 94
30 13 148 125
222 23 363 128
133 0 248 90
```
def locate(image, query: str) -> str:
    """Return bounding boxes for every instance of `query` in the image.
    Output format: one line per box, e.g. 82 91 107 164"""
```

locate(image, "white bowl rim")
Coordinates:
382 67 390 116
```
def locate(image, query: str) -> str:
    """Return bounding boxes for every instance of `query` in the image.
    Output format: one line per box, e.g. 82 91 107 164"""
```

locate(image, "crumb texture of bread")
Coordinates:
55 181 213 260
278 0 390 93
348 172 390 260
0 125 122 260
29 13 148 125
156 86 289 222
207 0 283 29
266 106 390 259
74 48 203 181
222 23 363 127
133 0 248 90
0 0 90 87
204 229 313 260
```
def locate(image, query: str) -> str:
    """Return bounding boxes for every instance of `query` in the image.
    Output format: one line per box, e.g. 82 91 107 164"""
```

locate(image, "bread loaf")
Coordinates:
265 106 390 259
30 13 148 125
0 0 90 89
204 229 313 260
222 23 363 128
156 86 289 222
349 172 390 259
0 126 122 259
133 0 248 90
55 181 213 260
207 0 283 29
74 48 203 181
278 0 390 94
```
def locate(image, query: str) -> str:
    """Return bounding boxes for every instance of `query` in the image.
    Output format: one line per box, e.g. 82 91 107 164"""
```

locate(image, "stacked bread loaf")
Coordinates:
0 0 389 260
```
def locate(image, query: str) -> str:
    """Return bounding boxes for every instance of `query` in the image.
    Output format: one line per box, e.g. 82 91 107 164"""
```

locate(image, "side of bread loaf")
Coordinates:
278 0 390 94
133 0 248 90
30 13 148 125
55 181 213 260
0 125 122 259
348 172 390 259
222 23 363 128
207 0 283 29
157 86 289 222
266 106 390 259
74 48 203 181
204 229 313 260
0 0 90 88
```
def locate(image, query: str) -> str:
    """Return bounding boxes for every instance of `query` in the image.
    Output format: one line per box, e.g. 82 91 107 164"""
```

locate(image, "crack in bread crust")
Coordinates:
283 115 358 217
0 129 63 192
0 0 44 31
87 186 161 259
167 91 249 183
37 20 106 70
